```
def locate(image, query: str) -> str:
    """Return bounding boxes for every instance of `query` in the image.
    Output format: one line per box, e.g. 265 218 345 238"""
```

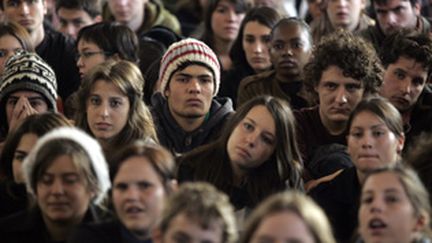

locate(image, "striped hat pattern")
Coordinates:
159 38 220 96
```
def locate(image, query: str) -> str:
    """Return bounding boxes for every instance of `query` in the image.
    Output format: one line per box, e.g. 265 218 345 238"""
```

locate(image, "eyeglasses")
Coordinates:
76 51 112 60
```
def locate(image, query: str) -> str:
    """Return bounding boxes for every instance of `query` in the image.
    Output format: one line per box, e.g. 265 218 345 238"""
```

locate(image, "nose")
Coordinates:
51 179 65 195
400 79 412 95
19 2 30 15
114 0 128 6
360 133 373 149
253 41 264 54
246 131 259 147
97 102 110 117
125 185 139 200
335 87 348 104
386 12 397 26
65 25 76 39
187 78 202 93
369 197 384 213
337 0 348 7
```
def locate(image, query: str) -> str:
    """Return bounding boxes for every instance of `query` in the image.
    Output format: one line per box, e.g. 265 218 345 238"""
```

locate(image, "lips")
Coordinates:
251 57 267 63
279 59 297 68
330 107 350 115
368 218 387 236
18 19 33 27
186 98 203 106
235 146 251 160
358 154 379 159
124 205 144 218
95 122 112 130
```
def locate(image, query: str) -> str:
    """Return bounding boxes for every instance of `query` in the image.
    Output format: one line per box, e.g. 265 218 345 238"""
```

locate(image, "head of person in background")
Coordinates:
0 51 57 141
177 96 303 209
76 21 139 79
109 141 177 241
304 31 383 135
200 0 249 71
358 165 431 243
0 0 46 43
379 31 432 123
75 60 157 153
0 21 34 76
270 17 313 83
230 6 281 76
8 127 110 242
55 0 102 40
347 97 405 184
0 113 72 218
372 0 421 37
241 191 336 243
153 182 237 243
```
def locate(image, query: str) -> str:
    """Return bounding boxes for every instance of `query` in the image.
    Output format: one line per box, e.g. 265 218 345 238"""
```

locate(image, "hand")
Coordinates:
8 96 38 133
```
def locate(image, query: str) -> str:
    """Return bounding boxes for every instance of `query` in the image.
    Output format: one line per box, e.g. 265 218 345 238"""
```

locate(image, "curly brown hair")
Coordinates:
304 30 383 97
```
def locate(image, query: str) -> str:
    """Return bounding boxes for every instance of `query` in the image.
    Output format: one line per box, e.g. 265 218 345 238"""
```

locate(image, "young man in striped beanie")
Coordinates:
151 38 234 156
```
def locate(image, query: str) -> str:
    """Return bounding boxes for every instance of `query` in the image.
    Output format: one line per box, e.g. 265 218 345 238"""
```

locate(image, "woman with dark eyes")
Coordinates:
0 127 111 243
177 96 303 213
0 113 72 218
69 141 177 243
74 60 157 155
309 97 405 242
219 7 281 106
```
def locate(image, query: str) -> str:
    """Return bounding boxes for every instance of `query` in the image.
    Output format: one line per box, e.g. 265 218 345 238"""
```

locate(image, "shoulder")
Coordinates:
69 221 121 243
239 70 275 90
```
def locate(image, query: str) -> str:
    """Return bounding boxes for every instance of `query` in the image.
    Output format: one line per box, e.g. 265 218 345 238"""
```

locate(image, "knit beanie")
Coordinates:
159 38 220 96
22 127 111 205
0 51 58 111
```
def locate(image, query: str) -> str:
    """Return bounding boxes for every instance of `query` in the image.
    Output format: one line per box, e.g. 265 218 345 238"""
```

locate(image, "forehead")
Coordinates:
167 212 224 241
374 0 412 8
272 22 309 42
319 65 362 84
244 21 271 35
58 8 92 19
174 64 214 76
363 171 404 192
387 56 429 73
0 35 22 47
78 39 101 50
9 90 44 98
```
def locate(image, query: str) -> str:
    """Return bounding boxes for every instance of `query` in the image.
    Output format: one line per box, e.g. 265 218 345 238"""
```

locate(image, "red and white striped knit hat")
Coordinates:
158 38 220 96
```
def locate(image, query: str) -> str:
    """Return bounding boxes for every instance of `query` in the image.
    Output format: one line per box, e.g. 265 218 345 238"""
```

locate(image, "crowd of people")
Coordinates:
0 0 432 242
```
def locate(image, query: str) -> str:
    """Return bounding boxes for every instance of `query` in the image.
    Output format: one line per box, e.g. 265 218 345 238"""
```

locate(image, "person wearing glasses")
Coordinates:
76 22 139 79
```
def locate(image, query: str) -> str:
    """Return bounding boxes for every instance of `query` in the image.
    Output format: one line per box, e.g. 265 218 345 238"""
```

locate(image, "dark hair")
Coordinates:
380 30 432 76
200 0 250 50
229 7 281 73
371 0 418 7
0 113 72 180
179 95 303 207
109 140 176 194
76 22 139 63
304 30 383 97
270 17 313 45
55 0 102 18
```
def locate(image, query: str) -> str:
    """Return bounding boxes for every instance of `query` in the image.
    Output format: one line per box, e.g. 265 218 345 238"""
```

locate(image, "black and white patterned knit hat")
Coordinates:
0 51 58 111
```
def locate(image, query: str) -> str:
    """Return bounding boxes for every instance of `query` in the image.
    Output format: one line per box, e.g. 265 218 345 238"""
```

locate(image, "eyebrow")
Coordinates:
176 72 212 78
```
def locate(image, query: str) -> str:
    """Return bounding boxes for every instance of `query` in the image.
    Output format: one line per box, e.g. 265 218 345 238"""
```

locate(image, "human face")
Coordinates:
108 0 146 25
86 80 130 142
374 0 420 36
160 213 224 243
57 8 100 40
12 133 38 183
3 0 46 34
270 22 312 82
211 0 245 42
113 156 167 240
37 155 94 225
316 65 364 127
76 40 107 78
227 105 276 176
326 0 366 31
250 211 315 243
380 56 428 113
242 21 272 73
165 65 214 123
359 172 423 243
348 111 404 176
6 90 49 125
0 34 24 75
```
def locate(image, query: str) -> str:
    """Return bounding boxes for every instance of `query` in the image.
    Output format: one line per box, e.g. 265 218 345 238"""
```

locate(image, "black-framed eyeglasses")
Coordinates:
76 51 112 60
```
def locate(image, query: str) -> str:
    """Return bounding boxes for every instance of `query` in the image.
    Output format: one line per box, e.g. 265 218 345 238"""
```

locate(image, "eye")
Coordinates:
63 175 79 185
89 96 101 106
292 41 304 49
114 183 128 191
138 181 152 190
13 152 27 162
272 42 284 50
6 98 18 106
384 194 400 204
109 99 122 108
412 77 425 87
350 131 363 138
261 135 275 145
324 82 337 90
175 76 188 83
372 130 385 137
39 174 53 185
262 35 271 43
29 100 44 108
394 70 406 80
199 77 213 84
0 50 7 58
361 195 373 204
346 83 361 92
244 36 255 44
215 6 227 14
242 122 254 131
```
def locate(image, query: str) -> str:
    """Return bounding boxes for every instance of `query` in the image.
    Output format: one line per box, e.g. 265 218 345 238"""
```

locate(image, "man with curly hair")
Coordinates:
378 31 432 150
295 31 383 180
